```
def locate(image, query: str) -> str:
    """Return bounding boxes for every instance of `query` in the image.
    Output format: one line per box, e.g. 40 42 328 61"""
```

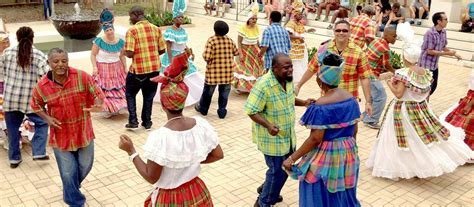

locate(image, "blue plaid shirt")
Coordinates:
261 23 291 69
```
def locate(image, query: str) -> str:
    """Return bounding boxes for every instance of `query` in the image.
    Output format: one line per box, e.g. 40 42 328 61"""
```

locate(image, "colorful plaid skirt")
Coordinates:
0 81 4 129
288 136 359 194
445 90 474 150
144 177 213 207
232 44 264 93
94 61 127 114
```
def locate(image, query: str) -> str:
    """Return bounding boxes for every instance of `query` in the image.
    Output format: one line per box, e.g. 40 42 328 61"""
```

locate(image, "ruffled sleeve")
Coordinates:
93 37 125 53
142 116 219 168
392 68 432 94
163 27 188 44
300 98 361 129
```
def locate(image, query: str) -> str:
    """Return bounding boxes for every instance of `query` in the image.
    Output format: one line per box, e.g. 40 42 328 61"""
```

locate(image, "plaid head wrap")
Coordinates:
100 8 114 31
318 51 344 87
291 1 305 15
150 52 190 111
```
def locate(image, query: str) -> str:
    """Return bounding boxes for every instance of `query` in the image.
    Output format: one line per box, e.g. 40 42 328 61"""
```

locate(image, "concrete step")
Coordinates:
185 4 474 68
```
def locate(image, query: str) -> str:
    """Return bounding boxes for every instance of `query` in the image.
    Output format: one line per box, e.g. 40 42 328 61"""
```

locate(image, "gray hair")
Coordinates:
362 6 376 16
47 48 68 59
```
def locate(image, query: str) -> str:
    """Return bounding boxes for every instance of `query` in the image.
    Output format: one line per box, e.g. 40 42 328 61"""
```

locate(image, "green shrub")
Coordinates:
145 11 192 27
389 50 404 69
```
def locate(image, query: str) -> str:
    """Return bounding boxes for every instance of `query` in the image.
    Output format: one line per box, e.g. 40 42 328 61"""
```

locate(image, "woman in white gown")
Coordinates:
366 23 473 180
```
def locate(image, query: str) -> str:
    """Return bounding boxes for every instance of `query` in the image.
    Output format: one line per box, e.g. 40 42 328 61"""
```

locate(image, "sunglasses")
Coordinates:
334 29 349 33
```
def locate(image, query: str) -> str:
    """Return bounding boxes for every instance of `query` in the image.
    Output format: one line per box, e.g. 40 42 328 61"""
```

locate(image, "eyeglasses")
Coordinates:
334 29 349 33
442 18 448 21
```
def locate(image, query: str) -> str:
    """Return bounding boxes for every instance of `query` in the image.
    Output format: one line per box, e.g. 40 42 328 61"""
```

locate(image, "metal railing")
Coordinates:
234 0 255 21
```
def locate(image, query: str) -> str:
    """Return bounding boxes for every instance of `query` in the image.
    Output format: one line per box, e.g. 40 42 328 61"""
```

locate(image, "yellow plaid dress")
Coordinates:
203 35 239 85
286 20 306 61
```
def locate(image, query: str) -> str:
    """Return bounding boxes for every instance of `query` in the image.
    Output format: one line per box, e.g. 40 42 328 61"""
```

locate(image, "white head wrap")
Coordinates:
396 22 422 64
247 2 259 21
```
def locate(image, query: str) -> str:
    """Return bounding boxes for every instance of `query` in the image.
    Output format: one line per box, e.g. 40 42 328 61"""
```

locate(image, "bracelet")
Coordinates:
129 152 139 162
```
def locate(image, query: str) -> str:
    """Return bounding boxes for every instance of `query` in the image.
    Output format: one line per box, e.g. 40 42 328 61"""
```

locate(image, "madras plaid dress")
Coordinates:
445 90 474 150
203 35 239 85
288 98 361 195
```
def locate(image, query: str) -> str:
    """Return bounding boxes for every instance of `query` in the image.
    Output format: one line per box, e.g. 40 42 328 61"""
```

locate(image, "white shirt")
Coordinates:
142 116 219 189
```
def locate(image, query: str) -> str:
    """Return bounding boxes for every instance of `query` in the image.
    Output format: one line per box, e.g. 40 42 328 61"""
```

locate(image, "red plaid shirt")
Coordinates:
326 40 372 98
30 68 104 151
349 14 376 49
367 38 390 78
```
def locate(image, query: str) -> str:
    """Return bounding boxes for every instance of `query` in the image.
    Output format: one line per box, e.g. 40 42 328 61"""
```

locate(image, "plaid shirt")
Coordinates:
326 40 372 98
0 46 49 113
367 38 390 78
261 23 291 69
203 35 239 85
245 71 296 156
30 68 105 151
349 14 376 49
308 52 320 73
125 20 166 75
419 27 447 71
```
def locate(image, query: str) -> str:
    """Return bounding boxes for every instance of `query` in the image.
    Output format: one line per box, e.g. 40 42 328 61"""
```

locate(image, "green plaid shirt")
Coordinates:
245 71 296 156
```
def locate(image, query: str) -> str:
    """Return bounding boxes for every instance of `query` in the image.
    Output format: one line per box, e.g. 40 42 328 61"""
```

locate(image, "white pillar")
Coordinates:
429 0 464 23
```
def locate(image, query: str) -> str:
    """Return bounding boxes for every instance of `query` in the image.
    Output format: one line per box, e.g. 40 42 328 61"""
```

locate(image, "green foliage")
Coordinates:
145 11 192 27
307 47 318 62
389 50 404 69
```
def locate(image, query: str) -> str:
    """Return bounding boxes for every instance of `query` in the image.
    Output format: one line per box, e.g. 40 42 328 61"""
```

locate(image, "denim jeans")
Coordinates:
258 152 292 207
43 0 52 19
5 111 48 164
198 84 231 116
125 72 159 126
362 79 387 125
54 141 94 207
429 68 439 95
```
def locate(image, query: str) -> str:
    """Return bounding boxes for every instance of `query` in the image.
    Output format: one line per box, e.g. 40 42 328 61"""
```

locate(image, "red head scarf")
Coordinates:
150 52 189 111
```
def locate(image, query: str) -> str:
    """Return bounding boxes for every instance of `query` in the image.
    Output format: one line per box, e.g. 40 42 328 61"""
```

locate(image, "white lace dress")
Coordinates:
366 68 474 179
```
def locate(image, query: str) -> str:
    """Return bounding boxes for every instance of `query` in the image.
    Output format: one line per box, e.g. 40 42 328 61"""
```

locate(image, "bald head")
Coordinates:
383 26 397 44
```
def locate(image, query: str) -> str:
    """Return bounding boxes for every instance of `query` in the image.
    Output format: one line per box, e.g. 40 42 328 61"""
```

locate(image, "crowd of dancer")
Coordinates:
0 0 473 206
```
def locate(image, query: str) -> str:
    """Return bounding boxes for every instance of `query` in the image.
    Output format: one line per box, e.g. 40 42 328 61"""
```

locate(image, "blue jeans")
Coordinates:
197 84 231 116
258 152 291 207
5 112 48 164
54 141 94 207
43 0 52 19
125 72 159 126
363 79 387 125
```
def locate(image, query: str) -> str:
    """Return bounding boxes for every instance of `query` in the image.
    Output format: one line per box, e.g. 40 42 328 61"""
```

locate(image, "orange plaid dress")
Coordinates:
349 14 376 49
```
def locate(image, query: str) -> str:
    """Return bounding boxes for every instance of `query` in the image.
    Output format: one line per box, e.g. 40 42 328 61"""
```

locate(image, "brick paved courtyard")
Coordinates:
0 15 473 206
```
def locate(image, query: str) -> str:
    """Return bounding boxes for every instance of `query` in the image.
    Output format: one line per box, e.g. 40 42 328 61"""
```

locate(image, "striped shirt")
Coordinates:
30 68 105 151
245 70 296 156
0 46 49 113
367 38 390 78
419 27 447 71
261 23 291 69
203 35 239 85
349 14 376 49
125 20 166 74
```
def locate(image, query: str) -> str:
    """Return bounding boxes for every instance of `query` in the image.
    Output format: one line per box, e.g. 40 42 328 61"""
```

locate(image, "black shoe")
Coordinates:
257 185 284 203
217 109 227 119
33 155 50 161
125 123 139 131
142 122 153 131
194 104 207 116
10 160 22 169
254 198 260 207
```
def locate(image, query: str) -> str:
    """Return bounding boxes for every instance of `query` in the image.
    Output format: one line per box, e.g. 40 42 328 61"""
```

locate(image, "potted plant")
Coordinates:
389 50 404 69
145 11 192 27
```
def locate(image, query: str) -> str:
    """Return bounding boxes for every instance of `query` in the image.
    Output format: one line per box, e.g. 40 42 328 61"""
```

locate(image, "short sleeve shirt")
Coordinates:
349 14 376 49
367 38 390 78
419 27 447 71
261 23 291 69
125 20 166 75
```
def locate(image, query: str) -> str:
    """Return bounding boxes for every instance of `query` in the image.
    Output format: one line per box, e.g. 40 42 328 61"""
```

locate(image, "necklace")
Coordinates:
167 116 184 122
